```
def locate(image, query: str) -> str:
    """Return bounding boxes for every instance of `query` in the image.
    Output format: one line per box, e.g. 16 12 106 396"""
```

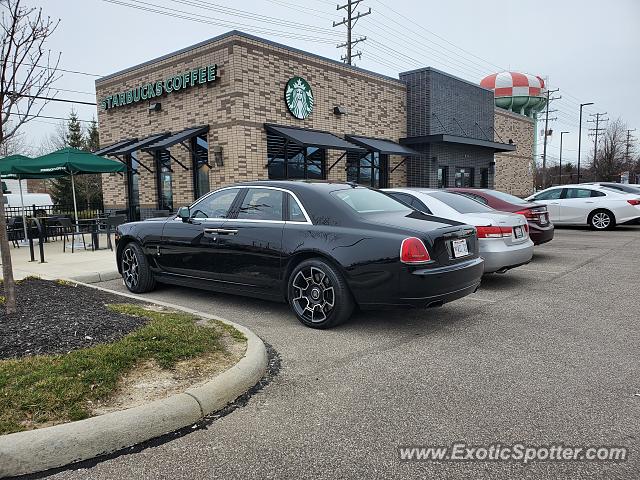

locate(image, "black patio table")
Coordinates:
76 218 106 250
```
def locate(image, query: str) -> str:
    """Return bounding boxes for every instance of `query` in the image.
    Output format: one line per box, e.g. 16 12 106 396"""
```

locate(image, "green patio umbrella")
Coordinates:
0 154 34 241
9 147 126 229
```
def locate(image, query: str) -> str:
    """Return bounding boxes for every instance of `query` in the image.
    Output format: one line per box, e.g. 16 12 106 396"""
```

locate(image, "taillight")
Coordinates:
514 209 534 219
476 226 513 238
627 199 640 206
524 223 529 233
400 237 431 264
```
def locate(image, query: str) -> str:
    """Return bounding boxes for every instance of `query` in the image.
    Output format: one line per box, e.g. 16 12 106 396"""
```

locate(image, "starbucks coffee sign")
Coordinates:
100 64 218 110
285 77 314 119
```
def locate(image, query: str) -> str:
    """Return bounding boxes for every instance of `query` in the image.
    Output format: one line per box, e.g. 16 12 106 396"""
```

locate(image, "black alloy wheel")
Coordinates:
288 258 354 329
121 242 156 293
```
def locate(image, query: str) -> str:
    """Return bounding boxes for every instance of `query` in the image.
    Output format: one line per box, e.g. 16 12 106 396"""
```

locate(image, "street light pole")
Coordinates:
559 131 569 185
577 102 594 183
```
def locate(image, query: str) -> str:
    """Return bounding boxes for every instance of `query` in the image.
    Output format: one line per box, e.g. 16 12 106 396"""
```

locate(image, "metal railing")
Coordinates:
4 203 104 221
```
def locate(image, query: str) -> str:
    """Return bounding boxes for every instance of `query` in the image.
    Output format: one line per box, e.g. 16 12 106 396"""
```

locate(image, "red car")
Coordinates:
446 188 554 245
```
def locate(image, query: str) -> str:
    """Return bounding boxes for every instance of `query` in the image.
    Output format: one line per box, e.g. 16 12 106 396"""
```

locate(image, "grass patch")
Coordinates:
0 304 244 435
214 319 247 342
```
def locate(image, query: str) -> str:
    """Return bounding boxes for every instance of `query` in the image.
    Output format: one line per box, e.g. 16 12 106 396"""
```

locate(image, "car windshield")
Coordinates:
427 191 494 214
332 188 411 214
483 189 530 205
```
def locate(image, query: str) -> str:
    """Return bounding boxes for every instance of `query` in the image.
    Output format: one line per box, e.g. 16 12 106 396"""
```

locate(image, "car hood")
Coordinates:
461 211 527 227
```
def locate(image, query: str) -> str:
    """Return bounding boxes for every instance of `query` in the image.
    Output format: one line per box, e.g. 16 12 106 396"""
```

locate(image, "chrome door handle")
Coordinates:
549 202 559 204
585 201 594 203
204 228 238 235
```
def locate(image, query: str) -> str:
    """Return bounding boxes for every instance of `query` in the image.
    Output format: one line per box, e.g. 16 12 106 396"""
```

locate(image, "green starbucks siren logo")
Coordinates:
285 77 314 119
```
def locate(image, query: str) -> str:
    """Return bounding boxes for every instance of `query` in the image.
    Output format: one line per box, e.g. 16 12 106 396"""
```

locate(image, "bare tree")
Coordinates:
0 0 59 315
592 119 627 182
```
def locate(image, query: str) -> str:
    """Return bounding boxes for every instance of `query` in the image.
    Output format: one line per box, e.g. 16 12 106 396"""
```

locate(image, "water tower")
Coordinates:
480 71 547 118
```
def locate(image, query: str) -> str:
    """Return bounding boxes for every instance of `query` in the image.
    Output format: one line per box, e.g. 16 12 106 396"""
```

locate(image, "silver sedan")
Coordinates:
385 188 534 273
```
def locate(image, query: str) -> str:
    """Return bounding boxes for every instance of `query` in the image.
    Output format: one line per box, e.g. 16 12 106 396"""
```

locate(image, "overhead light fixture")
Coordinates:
333 106 347 115
148 102 161 112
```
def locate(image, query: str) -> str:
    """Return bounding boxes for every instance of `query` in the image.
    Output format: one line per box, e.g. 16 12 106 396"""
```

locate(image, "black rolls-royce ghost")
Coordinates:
115 181 484 329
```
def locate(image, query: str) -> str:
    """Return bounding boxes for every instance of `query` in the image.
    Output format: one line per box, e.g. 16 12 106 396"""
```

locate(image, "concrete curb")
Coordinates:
0 281 269 478
69 270 121 283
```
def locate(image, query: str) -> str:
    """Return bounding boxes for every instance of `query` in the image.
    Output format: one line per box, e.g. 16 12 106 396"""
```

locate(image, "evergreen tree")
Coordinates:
86 118 99 152
50 111 83 208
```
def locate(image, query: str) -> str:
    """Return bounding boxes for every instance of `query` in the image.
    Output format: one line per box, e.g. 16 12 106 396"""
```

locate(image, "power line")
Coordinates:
8 92 97 106
5 112 95 123
587 112 608 180
3 59 102 77
100 0 339 44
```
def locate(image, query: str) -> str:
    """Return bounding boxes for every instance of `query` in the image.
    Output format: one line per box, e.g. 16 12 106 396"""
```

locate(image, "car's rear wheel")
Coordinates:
588 209 615 230
288 258 354 329
121 242 156 293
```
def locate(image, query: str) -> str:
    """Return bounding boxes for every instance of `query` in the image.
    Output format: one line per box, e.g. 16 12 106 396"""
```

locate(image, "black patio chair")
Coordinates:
58 217 89 253
105 215 127 251
7 217 24 248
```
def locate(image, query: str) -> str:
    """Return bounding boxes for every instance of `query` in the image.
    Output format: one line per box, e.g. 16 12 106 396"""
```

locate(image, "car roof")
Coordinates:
232 180 361 193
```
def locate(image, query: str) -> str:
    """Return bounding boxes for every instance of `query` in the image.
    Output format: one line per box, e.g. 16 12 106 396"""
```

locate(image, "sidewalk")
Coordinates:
0 234 120 283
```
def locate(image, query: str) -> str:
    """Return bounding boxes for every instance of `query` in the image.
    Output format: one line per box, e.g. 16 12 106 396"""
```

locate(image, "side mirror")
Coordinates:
177 206 190 222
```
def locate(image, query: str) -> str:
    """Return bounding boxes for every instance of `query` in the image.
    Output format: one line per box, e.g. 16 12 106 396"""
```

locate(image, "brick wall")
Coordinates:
96 32 407 211
493 108 534 197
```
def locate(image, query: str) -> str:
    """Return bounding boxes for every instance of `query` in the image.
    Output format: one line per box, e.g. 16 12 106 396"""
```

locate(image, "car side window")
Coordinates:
591 190 606 197
287 194 307 222
237 188 284 221
565 188 592 199
191 189 239 219
534 189 562 201
409 197 432 214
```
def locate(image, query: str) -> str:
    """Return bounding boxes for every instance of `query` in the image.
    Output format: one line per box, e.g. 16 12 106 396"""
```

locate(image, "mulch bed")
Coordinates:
0 278 146 360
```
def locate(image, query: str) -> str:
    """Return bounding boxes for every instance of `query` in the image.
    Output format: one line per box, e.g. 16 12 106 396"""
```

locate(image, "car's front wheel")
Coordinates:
121 242 156 293
288 258 354 329
588 210 615 230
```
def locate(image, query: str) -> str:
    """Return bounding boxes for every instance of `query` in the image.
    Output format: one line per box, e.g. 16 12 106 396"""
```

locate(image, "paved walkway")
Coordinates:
47 226 640 480
0 234 118 282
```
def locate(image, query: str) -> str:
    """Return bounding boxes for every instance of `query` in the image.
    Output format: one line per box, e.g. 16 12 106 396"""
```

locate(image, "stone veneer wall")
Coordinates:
493 108 535 197
96 32 407 212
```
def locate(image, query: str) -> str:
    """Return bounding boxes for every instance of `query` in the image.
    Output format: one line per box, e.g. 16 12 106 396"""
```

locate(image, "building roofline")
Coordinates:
95 30 403 86
399 66 488 92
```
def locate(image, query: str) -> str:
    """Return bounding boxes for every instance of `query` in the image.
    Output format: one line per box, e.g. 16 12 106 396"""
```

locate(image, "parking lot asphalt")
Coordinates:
50 226 640 480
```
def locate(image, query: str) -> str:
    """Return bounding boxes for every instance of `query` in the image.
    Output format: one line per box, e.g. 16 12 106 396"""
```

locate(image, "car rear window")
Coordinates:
427 191 494 214
483 189 530 205
332 188 411 214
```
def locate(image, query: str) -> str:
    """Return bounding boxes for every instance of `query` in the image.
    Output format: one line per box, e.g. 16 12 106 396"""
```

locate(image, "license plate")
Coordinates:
451 238 469 258
539 214 548 225
514 226 524 238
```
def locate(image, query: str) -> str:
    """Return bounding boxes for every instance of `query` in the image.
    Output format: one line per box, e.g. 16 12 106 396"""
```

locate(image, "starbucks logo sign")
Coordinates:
285 77 314 119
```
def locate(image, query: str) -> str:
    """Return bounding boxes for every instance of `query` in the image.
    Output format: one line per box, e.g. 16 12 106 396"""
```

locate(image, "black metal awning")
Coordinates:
265 124 365 152
141 125 209 152
94 138 138 156
345 135 421 156
108 132 171 156
400 134 516 152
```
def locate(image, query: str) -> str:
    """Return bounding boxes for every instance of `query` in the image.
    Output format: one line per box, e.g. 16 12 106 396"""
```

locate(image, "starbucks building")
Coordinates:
95 31 518 220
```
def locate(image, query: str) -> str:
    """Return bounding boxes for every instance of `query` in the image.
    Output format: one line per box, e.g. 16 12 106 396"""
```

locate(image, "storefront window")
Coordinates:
437 166 448 188
455 167 474 188
267 132 326 180
346 151 387 188
156 149 173 211
126 152 140 221
192 134 210 200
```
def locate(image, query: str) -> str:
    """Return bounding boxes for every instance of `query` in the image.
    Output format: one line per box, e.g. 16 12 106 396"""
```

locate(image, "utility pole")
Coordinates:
625 129 637 183
333 0 371 65
587 112 608 181
541 88 560 188
559 131 569 185
577 102 594 183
